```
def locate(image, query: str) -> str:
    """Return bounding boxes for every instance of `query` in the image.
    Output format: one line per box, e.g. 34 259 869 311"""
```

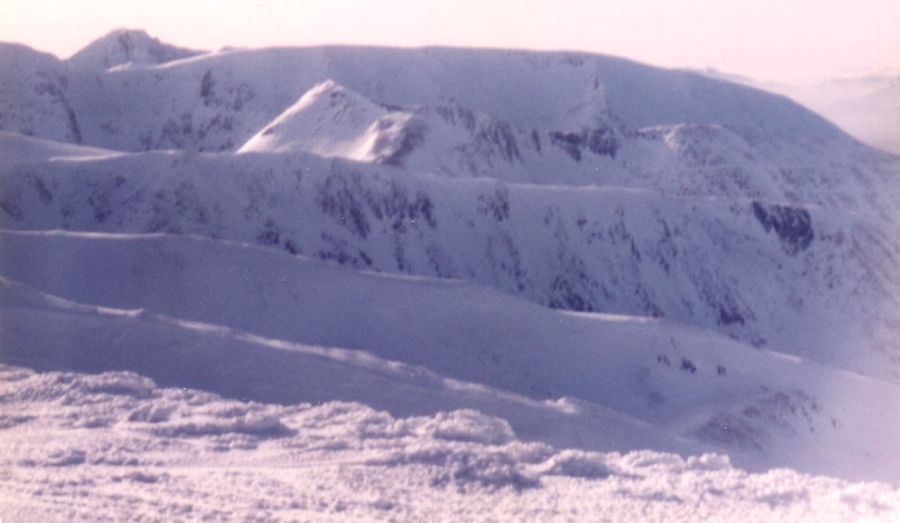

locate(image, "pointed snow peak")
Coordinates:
239 80 386 154
67 28 203 70
308 79 345 96
239 80 423 165
293 79 372 115
246 79 384 137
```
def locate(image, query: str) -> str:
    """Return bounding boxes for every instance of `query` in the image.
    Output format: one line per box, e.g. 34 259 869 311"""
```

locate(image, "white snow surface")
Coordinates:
238 80 420 163
2 31 900 521
2 364 899 522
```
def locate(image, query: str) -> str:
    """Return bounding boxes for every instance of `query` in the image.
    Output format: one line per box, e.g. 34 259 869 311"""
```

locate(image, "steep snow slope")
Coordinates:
1 143 897 382
238 79 426 164
3 365 897 522
2 230 899 484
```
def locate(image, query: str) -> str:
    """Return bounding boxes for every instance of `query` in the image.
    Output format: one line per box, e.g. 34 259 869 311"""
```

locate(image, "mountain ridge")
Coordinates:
2 133 897 383
0 34 855 151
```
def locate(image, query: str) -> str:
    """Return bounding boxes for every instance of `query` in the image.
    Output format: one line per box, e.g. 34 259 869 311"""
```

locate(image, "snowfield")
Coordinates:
2 230 899 484
2 365 899 522
1 29 899 520
1 232 898 520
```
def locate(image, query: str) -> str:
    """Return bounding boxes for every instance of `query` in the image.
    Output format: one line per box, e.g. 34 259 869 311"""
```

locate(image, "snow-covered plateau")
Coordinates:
1 29 899 521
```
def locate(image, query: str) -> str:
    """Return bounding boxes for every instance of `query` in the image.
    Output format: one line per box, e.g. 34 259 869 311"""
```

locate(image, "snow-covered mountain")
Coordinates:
67 29 203 71
2 133 897 381
2 30 899 519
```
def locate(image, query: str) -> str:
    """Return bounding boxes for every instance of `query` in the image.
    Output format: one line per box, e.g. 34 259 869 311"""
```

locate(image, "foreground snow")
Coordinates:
3 230 899 485
1 365 897 522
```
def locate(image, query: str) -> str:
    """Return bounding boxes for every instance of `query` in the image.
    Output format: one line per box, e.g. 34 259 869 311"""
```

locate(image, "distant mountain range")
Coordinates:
697 67 900 155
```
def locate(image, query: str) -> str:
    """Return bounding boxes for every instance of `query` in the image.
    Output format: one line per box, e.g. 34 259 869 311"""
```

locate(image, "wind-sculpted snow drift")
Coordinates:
1 30 899 520
2 364 897 521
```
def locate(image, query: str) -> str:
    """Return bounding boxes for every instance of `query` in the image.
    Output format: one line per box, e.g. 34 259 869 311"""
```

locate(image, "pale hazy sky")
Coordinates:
1 0 897 83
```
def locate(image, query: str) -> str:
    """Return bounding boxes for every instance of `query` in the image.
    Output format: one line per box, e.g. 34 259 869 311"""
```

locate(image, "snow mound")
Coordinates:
530 449 614 478
412 410 516 445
